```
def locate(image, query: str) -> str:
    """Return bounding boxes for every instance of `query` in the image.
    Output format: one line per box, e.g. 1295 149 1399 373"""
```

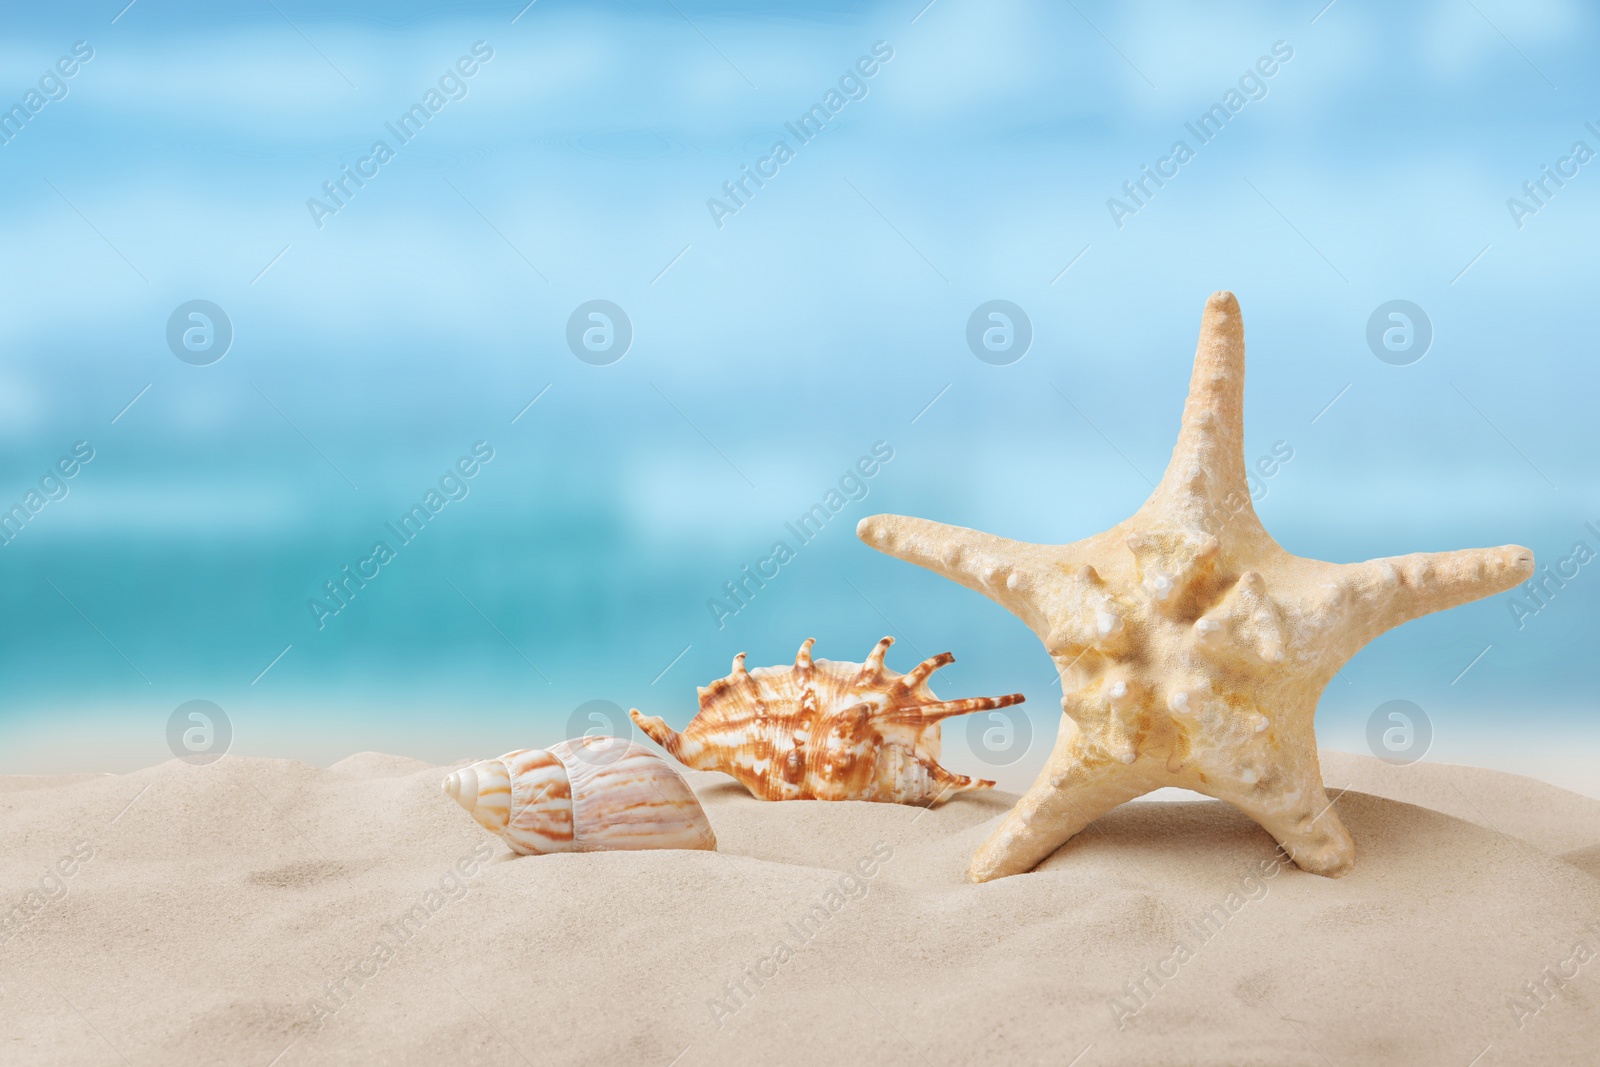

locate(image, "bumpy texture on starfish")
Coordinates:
858 292 1534 882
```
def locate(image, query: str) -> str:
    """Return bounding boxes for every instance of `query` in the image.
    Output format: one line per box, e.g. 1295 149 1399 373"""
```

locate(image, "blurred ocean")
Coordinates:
1 0 1595 793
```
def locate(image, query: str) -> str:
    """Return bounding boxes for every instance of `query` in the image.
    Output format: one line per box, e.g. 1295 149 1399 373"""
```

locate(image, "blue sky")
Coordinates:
1 0 1595 793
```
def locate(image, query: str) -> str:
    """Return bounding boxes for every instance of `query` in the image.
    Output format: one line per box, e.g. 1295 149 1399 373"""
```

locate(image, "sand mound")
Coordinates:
2 753 1597 1065
1321 749 1600 857
327 752 446 779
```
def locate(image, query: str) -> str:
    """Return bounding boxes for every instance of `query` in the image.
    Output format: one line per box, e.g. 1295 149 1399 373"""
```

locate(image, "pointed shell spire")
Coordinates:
443 739 715 855
442 759 512 835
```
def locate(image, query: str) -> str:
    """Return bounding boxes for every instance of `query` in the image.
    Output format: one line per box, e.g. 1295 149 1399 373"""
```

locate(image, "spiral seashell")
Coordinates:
631 637 1025 806
442 736 716 855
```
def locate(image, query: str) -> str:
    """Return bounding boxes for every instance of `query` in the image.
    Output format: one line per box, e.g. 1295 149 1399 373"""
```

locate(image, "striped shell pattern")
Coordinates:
442 736 716 855
631 637 1024 805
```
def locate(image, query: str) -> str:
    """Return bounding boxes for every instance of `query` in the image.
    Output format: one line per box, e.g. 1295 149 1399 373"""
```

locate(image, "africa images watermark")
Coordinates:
0 41 95 148
0 440 96 548
1108 848 1291 1029
1503 920 1600 1030
1107 40 1294 229
0 840 95 952
1242 440 1293 506
706 840 894 1028
707 440 894 629
1204 439 1294 533
308 442 495 629
706 41 895 229
1503 520 1600 630
305 840 496 1029
306 41 496 229
1505 119 1600 230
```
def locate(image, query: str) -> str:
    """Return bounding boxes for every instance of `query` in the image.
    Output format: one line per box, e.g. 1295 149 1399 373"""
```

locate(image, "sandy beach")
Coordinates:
2 750 1597 1066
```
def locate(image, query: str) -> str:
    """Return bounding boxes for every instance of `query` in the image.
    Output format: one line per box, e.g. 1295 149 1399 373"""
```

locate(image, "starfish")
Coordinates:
857 292 1533 882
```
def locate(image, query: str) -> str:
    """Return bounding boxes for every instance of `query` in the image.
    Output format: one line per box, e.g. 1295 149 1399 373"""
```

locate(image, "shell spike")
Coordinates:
731 652 748 675
926 762 996 797
861 636 894 679
794 638 816 671
897 651 955 692
630 709 695 764
885 692 1025 725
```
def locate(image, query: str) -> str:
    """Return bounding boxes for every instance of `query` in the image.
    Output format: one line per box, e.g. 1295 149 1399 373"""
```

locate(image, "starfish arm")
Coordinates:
856 514 1059 634
1153 291 1252 515
1199 748 1355 877
1314 545 1534 654
967 719 1151 882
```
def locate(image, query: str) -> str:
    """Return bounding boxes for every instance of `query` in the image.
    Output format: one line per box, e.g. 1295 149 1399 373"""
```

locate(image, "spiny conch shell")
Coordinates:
441 736 716 855
630 637 1024 805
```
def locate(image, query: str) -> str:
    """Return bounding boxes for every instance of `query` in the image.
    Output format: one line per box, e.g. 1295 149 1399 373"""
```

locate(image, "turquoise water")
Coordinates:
1 1 1595 783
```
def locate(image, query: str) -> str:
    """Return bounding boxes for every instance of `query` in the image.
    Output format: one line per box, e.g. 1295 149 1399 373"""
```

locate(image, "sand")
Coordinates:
2 750 1598 1066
